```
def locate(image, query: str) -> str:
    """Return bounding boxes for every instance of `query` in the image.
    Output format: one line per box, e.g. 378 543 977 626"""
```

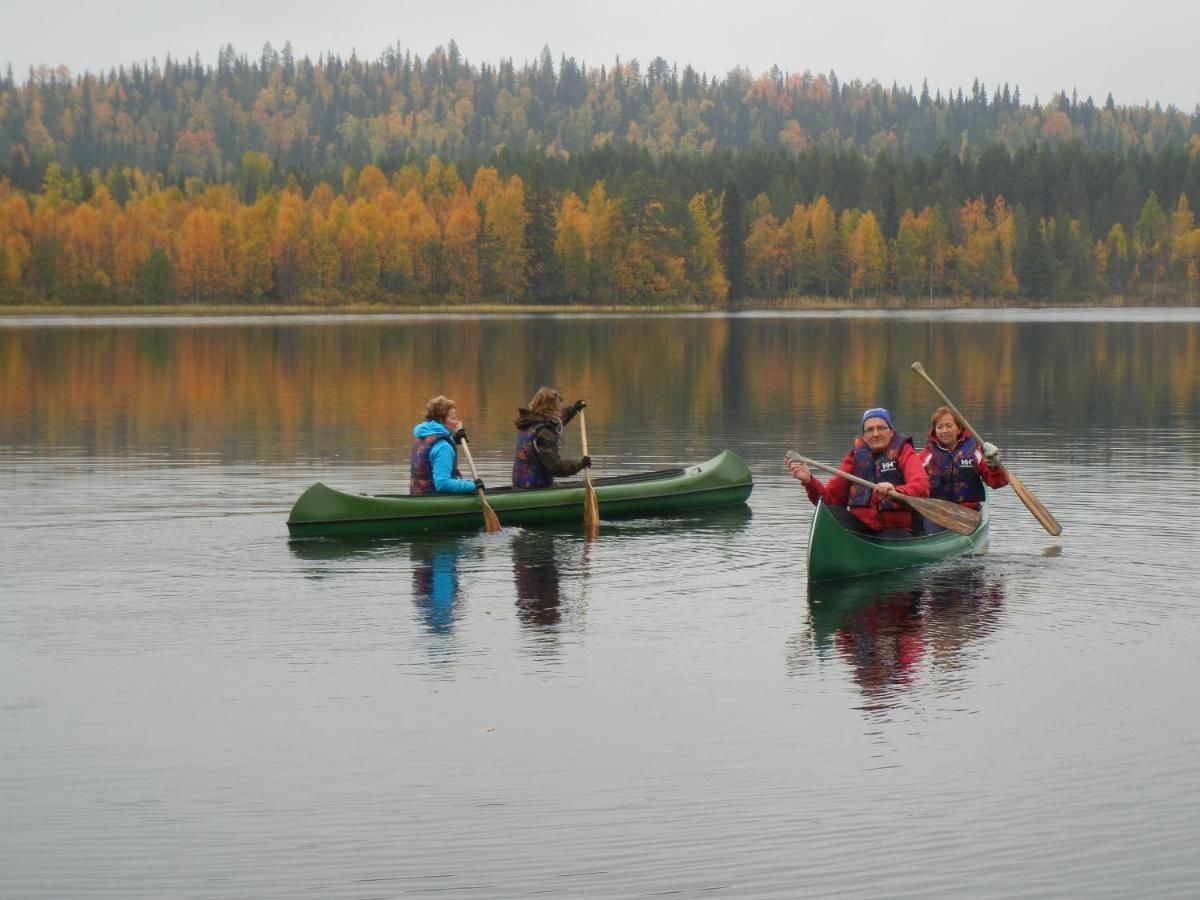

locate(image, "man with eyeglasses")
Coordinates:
786 407 930 534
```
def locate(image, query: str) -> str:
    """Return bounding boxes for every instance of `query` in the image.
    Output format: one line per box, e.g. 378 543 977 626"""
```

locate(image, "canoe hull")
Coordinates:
806 497 989 583
288 450 753 538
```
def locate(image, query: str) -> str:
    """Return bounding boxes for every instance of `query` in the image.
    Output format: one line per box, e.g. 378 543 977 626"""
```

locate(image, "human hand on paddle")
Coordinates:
786 455 812 484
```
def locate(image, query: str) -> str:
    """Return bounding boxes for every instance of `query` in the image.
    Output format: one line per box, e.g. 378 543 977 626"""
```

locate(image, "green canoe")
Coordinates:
287 449 754 538
806 497 989 583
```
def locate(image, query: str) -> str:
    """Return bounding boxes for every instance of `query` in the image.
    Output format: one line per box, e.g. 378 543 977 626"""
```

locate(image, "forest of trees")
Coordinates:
2 42 1200 306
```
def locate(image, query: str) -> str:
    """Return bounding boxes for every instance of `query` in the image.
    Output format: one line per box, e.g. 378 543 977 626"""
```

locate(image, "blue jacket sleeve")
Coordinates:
430 441 479 494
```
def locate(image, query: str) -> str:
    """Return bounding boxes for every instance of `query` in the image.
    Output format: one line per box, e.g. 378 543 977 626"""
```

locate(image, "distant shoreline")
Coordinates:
1 296 1195 317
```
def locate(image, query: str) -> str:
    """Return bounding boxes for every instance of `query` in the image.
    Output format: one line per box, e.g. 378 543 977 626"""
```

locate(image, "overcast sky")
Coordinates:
4 0 1198 111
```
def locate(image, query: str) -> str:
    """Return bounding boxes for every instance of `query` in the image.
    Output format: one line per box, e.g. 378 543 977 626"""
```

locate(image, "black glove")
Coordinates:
580 455 592 469
473 478 485 491
453 428 467 445
572 399 587 412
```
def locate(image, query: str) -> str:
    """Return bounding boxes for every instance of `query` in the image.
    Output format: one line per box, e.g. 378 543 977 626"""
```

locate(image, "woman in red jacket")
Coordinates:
919 406 1008 511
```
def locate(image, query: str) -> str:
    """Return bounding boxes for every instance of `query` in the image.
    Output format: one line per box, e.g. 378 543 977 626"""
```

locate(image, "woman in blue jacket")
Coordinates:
410 395 483 496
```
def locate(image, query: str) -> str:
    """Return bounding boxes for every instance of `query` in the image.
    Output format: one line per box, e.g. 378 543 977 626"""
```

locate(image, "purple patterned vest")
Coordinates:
512 425 554 489
409 433 460 496
926 434 986 504
848 432 912 511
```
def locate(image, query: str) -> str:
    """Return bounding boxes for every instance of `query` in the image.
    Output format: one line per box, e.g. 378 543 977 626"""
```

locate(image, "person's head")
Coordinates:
860 407 895 452
930 405 965 449
424 395 460 430
527 386 565 418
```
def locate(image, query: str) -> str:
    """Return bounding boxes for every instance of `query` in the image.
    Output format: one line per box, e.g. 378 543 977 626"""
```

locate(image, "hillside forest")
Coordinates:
2 43 1199 305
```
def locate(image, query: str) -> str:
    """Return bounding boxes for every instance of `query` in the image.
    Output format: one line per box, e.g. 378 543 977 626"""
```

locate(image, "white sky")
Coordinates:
4 0 1198 111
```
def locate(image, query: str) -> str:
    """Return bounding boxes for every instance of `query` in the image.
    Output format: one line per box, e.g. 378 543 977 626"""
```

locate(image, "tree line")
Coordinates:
2 41 1199 189
3 145 1199 306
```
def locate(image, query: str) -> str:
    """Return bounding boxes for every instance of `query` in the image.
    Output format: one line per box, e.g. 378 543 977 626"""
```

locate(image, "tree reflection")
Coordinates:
795 562 1006 709
6 318 1198 464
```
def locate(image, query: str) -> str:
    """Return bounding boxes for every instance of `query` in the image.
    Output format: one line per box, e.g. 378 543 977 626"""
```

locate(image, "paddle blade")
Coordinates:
901 494 982 536
479 492 502 533
582 476 600 539
1005 470 1062 536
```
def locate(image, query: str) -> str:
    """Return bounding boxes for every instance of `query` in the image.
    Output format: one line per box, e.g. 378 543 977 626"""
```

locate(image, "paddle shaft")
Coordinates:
579 410 591 462
578 409 600 535
910 362 1062 536
458 438 502 533
910 362 989 451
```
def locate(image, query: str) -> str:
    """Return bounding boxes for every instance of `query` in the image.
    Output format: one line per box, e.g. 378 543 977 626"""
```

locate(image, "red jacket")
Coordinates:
803 439 930 531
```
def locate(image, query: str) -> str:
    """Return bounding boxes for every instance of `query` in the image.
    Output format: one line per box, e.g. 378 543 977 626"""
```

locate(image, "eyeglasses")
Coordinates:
863 425 892 434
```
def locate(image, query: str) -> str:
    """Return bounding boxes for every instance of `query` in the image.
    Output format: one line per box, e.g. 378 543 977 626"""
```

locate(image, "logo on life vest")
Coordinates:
879 460 897 473
957 458 977 469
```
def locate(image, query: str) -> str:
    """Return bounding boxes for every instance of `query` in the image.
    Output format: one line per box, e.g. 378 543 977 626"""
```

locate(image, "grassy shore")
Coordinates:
0 295 1193 316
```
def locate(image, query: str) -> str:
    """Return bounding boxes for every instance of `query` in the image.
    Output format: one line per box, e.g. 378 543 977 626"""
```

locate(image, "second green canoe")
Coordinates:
806 497 989 583
288 449 753 538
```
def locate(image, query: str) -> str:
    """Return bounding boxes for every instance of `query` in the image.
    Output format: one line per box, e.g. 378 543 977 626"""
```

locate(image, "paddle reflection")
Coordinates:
796 562 1006 709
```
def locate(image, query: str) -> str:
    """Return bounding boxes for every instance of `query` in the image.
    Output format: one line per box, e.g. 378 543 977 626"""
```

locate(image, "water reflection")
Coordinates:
794 562 1006 711
410 539 467 635
512 530 566 628
4 316 1198 462
288 535 473 635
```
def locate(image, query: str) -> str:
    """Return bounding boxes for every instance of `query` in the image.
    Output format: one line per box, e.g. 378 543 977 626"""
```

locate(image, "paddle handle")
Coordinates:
786 450 888 494
910 361 986 446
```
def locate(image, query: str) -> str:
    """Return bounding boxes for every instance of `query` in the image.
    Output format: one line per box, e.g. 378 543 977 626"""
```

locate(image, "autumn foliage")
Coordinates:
4 156 1200 306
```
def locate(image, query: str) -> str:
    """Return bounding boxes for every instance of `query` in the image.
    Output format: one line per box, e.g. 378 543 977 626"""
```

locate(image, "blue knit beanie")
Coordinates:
861 407 894 431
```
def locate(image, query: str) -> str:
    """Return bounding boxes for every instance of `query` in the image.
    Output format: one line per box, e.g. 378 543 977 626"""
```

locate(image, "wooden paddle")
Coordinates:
458 438 502 534
579 409 600 538
910 361 1062 536
785 450 982 536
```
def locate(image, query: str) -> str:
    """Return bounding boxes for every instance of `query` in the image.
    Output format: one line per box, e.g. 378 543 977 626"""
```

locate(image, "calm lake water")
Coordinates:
3 310 1200 898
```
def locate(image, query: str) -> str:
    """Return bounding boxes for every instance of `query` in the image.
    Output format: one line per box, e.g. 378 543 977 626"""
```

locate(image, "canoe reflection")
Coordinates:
800 562 1006 703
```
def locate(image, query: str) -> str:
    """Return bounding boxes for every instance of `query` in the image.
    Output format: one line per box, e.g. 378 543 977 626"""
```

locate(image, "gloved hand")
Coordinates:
473 478 485 491
982 441 1001 463
571 399 587 412
453 428 468 445
580 455 592 469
